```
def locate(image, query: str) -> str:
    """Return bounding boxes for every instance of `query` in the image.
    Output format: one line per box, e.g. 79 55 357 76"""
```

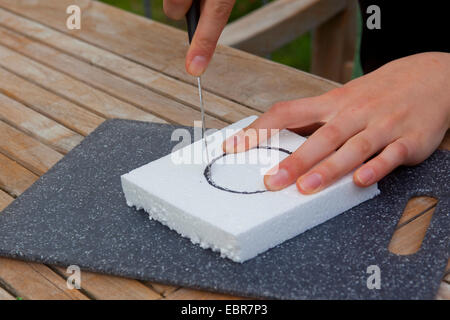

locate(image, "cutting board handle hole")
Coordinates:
388 196 438 255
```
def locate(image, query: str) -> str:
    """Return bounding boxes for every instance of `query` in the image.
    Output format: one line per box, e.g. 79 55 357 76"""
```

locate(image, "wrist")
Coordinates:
420 52 450 128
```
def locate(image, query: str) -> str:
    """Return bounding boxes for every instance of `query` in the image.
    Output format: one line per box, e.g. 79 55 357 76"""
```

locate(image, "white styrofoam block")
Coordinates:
121 116 380 262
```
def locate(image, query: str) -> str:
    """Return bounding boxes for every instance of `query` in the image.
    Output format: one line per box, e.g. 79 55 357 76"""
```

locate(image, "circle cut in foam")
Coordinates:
204 146 292 194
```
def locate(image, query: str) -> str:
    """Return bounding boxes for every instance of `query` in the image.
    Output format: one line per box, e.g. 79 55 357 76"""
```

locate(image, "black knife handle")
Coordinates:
186 0 201 44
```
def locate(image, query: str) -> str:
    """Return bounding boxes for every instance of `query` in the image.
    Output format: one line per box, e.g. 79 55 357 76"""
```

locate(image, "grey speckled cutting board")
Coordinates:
0 119 448 299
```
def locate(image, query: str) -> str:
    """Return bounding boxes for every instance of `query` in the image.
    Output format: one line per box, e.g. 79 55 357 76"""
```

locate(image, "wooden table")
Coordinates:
0 0 448 300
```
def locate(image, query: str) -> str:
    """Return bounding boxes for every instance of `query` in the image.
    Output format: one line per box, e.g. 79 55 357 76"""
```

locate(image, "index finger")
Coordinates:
186 0 235 76
222 97 328 153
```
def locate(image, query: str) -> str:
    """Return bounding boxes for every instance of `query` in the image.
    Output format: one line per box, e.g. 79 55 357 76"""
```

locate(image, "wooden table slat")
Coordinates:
0 286 14 300
0 120 63 176
396 196 438 227
0 92 83 154
52 266 161 300
143 282 179 297
0 16 258 123
0 188 13 211
164 288 244 300
0 153 38 197
0 67 104 136
0 45 167 125
0 258 89 300
389 207 436 256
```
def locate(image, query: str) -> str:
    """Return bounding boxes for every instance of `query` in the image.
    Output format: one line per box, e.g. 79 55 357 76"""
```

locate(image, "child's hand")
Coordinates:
163 0 235 76
223 52 450 194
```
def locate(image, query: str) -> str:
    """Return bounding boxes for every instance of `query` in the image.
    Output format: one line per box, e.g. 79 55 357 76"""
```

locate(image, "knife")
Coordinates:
186 0 210 163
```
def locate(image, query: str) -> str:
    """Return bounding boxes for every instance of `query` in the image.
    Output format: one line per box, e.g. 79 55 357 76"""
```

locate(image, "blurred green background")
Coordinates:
99 0 362 77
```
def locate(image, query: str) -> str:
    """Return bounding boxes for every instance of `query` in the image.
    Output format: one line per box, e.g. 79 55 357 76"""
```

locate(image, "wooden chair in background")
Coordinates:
220 0 358 83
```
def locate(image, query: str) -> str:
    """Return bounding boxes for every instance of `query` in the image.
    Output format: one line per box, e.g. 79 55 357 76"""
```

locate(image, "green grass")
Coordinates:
99 0 361 76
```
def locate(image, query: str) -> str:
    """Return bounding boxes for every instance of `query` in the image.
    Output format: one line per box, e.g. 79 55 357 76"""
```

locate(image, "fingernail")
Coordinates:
298 173 322 193
265 168 290 190
223 132 243 153
188 56 207 76
356 167 375 185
